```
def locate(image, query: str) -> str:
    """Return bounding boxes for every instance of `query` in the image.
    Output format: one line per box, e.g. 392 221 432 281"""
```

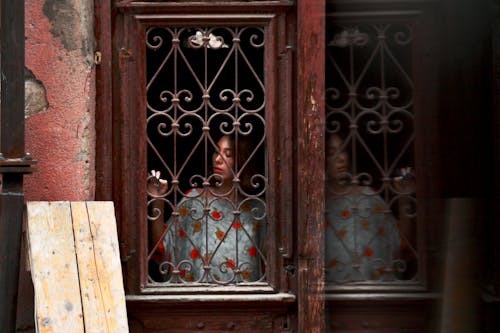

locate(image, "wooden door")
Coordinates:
323 1 443 331
95 1 325 332
95 0 500 332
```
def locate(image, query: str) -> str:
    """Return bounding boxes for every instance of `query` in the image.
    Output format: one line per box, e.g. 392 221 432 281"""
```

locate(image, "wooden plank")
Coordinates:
71 202 108 332
72 201 129 333
26 201 85 333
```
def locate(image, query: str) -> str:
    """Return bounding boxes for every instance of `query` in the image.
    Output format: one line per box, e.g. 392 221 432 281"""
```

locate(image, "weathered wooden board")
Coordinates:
71 201 129 333
26 201 85 333
27 201 129 333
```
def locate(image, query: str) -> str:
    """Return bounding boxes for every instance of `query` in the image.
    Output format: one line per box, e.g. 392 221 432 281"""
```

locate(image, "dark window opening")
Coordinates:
145 27 268 285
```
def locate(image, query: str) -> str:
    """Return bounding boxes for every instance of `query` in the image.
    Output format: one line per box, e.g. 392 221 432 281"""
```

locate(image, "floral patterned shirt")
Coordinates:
161 188 266 284
325 186 401 283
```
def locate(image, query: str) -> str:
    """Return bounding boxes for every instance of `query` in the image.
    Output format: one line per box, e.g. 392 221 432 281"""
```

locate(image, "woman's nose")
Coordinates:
214 153 223 164
336 152 347 163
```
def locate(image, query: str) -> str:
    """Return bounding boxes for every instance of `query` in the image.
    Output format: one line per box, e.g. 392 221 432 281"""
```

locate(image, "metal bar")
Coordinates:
0 0 28 332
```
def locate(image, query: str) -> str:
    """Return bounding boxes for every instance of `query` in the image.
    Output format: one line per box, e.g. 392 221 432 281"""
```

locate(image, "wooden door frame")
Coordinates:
296 0 326 332
94 0 326 331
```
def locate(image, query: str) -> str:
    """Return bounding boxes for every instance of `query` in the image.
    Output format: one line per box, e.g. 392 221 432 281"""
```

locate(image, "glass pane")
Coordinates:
325 23 418 285
145 27 267 285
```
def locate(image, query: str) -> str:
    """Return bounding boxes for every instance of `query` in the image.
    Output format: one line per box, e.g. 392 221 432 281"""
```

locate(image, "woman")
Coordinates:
325 133 411 283
148 134 266 284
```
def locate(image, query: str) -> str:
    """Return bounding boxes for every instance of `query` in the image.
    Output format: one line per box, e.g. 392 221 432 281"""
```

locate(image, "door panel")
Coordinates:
323 1 443 332
95 0 451 332
96 1 324 332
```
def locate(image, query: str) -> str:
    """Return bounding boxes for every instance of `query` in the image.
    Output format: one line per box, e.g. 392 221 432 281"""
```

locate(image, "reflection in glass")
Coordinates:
325 23 418 285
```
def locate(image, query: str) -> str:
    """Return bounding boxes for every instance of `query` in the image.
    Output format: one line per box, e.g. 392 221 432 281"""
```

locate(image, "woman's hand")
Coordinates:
147 170 168 197
393 167 416 194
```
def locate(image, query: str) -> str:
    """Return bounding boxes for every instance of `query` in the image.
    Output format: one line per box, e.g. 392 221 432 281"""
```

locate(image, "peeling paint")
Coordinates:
24 67 49 118
43 0 79 51
42 0 95 62
25 0 97 203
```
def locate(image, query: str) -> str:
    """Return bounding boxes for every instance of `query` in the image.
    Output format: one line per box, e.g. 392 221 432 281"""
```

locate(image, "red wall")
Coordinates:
24 0 96 202
17 2 96 331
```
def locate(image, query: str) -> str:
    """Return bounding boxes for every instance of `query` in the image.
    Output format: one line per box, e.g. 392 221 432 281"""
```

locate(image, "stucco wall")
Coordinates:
17 1 95 331
24 0 96 201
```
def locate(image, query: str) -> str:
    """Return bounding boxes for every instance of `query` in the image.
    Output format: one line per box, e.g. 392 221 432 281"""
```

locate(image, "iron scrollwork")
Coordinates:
145 27 268 286
325 23 418 285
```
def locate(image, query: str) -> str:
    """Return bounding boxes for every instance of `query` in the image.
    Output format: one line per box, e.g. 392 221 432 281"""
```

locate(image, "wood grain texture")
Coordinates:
27 201 85 333
27 201 129 333
75 201 129 333
296 0 326 332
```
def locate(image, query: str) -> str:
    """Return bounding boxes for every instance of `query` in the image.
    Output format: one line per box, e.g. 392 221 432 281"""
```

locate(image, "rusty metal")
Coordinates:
325 21 418 285
145 27 268 285
0 1 36 331
0 154 36 173
94 51 102 65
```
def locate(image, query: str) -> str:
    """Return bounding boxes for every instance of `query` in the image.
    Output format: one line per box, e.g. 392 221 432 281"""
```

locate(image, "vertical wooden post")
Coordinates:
296 0 325 332
0 0 25 155
440 198 482 333
0 1 33 332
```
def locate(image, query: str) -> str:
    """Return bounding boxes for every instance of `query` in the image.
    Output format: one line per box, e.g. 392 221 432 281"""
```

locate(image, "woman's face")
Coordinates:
213 135 235 181
326 134 349 181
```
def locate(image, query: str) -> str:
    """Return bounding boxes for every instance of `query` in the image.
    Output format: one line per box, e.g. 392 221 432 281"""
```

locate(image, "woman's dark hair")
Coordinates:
325 124 386 189
235 134 261 194
211 133 262 194
325 129 350 161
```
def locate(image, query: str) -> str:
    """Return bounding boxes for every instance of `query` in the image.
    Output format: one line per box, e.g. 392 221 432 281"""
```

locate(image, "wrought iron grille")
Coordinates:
325 23 418 285
145 27 268 285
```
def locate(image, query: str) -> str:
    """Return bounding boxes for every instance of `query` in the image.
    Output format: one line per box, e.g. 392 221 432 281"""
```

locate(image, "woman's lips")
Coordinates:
213 167 223 173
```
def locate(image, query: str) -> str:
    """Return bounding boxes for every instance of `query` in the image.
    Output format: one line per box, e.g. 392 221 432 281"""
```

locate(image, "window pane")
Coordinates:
325 23 418 285
145 27 268 285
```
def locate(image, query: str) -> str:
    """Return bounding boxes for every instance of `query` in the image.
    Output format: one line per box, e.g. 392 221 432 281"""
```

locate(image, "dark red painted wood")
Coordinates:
296 0 326 332
103 5 302 330
94 0 114 202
